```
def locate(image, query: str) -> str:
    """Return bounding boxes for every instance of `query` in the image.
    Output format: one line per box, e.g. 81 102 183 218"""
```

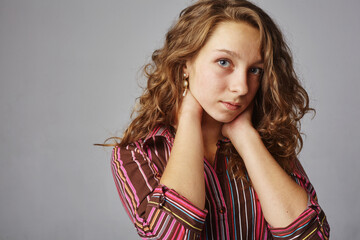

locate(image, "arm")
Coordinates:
160 91 206 209
269 160 330 239
112 141 207 239
229 126 308 227
111 93 208 239
222 105 329 239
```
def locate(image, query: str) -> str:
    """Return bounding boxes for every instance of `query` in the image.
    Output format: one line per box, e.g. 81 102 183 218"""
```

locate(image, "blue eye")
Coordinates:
249 67 263 75
217 59 231 68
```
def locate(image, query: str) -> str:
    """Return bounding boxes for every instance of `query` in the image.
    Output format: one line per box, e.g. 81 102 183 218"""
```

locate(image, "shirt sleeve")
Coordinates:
268 159 330 240
111 138 208 239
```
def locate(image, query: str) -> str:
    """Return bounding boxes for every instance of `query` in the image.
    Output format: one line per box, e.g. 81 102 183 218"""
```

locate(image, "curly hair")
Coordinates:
112 0 314 180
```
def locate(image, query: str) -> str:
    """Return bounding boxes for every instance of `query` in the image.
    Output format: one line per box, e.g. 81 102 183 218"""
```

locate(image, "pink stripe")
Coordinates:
116 147 149 225
131 145 152 191
153 188 207 218
117 147 140 205
271 208 315 234
147 212 166 236
111 162 132 219
165 195 206 221
170 224 182 240
317 231 324 240
211 165 230 238
162 219 176 239
204 166 220 239
147 147 152 161
264 228 268 239
166 193 207 219
143 145 161 182
250 188 256 240
147 207 156 223
255 194 262 238
112 156 137 216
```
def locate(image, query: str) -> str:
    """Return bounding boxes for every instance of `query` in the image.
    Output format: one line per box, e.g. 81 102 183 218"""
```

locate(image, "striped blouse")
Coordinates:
111 125 330 239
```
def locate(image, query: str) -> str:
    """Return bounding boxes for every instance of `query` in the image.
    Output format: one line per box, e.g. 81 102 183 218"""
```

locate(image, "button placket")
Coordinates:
216 167 224 176
158 186 167 209
158 194 166 208
218 206 226 214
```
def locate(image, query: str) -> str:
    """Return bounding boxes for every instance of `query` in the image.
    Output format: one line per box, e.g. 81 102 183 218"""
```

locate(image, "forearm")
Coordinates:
160 114 206 209
230 128 308 228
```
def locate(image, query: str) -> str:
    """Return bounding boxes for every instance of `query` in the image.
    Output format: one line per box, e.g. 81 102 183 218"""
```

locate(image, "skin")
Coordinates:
160 21 308 228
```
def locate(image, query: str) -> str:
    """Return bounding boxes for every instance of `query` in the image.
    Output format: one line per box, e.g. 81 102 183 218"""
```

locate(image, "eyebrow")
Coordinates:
215 49 263 65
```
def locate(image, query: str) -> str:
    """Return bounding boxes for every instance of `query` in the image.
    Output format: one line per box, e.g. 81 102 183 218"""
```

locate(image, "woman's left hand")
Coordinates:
221 102 255 140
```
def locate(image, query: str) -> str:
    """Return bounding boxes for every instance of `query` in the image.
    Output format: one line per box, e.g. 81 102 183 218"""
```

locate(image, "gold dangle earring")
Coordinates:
183 73 189 97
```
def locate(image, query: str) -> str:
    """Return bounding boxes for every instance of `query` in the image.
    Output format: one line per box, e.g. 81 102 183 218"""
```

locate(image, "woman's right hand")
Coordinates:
177 90 203 125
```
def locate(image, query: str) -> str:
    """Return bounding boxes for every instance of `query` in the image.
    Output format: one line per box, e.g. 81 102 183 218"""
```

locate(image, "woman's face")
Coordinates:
184 21 263 123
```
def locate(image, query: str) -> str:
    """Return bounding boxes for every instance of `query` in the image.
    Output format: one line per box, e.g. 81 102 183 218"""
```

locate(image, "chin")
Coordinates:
203 107 242 124
209 113 239 124
217 117 237 123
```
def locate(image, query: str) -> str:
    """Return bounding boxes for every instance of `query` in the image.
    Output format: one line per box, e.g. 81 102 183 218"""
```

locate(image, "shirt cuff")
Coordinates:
269 198 329 239
148 185 208 233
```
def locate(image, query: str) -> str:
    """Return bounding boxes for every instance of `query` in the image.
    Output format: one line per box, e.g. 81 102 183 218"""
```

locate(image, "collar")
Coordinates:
219 137 230 143
143 125 175 146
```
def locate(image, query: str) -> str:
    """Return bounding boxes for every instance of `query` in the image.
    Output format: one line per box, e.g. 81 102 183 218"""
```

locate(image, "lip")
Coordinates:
221 101 241 111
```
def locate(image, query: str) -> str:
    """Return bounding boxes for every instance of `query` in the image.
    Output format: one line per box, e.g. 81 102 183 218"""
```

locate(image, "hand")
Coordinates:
222 102 255 140
176 90 203 126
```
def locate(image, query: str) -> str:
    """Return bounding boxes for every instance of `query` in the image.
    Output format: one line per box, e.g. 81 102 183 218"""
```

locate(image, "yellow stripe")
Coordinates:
321 215 326 225
134 220 150 232
302 228 317 240
148 201 202 231
124 184 137 209
320 215 329 240
133 209 160 232
149 209 160 228
113 157 138 213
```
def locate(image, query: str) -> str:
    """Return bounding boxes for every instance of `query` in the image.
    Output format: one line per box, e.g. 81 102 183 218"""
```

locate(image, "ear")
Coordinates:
183 59 193 77
182 63 189 77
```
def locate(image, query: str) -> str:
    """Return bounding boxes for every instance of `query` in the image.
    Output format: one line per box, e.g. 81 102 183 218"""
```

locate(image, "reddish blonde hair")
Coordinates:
111 0 314 179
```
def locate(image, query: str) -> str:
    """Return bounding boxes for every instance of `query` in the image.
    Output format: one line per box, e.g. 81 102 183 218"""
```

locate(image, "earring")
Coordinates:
182 73 189 96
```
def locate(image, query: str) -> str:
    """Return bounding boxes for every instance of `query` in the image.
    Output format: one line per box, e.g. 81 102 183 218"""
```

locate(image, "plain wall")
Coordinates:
0 0 359 239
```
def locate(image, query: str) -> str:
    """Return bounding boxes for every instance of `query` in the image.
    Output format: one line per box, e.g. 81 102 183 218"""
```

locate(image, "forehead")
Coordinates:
199 21 261 61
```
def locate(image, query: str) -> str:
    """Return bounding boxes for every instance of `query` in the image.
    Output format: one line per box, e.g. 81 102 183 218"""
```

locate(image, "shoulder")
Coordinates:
112 125 175 164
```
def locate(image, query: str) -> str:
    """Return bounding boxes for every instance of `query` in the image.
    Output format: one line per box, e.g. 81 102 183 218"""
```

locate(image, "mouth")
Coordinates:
221 101 241 111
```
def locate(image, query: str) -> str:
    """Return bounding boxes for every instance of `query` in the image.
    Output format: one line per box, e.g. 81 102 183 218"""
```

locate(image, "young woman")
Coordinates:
110 0 330 239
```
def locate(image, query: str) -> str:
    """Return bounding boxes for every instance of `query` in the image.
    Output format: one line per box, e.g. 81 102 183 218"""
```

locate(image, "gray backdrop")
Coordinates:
1 0 359 239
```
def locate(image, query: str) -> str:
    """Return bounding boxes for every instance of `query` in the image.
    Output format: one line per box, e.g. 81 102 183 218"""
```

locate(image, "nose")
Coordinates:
228 69 248 95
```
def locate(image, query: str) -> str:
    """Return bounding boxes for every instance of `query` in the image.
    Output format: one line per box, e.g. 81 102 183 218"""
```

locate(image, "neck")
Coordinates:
202 113 223 165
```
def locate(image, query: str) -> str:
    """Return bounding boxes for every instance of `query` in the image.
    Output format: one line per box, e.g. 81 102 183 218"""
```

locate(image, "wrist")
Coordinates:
229 127 260 154
227 124 256 141
178 110 202 125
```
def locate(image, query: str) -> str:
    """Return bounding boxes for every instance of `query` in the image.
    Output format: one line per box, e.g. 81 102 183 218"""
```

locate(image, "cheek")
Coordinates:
192 73 223 104
193 68 223 91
